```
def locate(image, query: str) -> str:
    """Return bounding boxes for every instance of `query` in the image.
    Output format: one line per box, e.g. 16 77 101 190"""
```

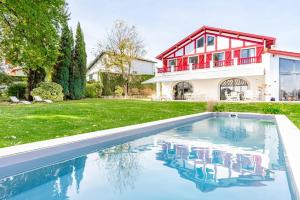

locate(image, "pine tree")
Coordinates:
70 22 87 99
52 25 73 98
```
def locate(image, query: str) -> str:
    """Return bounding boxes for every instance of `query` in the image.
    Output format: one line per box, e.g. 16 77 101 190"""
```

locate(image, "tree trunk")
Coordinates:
27 68 46 100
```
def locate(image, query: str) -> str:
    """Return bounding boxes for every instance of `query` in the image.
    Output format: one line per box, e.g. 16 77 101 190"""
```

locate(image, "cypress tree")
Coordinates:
52 25 73 98
71 22 87 99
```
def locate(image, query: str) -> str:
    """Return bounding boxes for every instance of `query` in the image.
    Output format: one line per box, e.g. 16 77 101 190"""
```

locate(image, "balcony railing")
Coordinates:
192 62 210 69
157 66 171 73
157 56 262 73
238 56 261 65
213 60 233 67
174 65 189 72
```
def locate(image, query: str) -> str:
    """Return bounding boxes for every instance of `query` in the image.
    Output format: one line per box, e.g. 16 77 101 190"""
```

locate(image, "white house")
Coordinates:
144 26 300 101
87 52 156 81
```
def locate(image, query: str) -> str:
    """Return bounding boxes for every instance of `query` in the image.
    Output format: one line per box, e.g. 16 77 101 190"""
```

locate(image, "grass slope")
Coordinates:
0 99 206 148
1 99 300 148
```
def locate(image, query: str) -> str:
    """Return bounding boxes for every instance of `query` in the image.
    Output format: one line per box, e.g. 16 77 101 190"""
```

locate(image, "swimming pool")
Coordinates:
0 115 295 200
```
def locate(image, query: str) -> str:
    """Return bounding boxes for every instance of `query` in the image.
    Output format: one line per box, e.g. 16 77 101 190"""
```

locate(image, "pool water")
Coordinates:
0 117 293 200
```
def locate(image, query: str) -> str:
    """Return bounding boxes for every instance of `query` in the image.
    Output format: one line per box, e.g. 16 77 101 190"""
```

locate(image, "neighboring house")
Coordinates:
144 26 300 101
0 60 26 77
86 52 156 81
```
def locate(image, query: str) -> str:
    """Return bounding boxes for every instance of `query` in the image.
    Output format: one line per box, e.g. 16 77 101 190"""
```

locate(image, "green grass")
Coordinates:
0 99 206 148
0 99 300 148
215 102 300 129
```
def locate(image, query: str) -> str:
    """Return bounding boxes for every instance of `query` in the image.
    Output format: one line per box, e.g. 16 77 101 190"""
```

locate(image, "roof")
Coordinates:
156 26 276 60
88 52 157 70
267 49 300 59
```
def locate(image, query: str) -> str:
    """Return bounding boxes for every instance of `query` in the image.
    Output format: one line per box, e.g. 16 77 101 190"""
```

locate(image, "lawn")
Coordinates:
0 99 206 148
0 99 300 148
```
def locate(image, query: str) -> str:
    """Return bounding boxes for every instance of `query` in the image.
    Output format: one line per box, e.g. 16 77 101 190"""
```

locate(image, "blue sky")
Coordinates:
68 0 300 63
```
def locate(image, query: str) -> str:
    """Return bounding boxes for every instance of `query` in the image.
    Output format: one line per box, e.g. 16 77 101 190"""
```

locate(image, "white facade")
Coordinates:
87 53 156 82
145 26 300 101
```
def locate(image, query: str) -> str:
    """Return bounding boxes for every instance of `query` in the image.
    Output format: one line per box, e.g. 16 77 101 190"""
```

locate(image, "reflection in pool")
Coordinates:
0 117 292 200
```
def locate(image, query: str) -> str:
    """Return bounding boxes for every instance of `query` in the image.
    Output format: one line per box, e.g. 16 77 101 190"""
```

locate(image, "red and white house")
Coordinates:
144 26 300 101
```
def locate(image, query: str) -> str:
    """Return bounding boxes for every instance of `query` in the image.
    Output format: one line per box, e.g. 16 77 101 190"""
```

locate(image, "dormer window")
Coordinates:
196 37 204 48
207 36 215 46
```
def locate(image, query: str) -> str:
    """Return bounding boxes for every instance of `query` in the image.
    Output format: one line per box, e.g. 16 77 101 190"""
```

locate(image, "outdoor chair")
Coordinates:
9 96 31 104
33 96 53 103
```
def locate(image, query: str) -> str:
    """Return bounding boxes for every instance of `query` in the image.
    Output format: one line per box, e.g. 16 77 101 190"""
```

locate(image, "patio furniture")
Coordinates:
33 96 53 103
9 96 31 104
225 91 240 101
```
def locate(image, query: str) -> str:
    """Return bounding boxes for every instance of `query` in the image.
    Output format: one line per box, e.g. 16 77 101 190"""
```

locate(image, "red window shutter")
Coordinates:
163 59 167 66
177 57 182 66
256 46 264 63
198 54 205 68
199 55 204 64
234 50 240 58
206 53 212 61
225 51 232 66
206 53 212 68
183 57 188 66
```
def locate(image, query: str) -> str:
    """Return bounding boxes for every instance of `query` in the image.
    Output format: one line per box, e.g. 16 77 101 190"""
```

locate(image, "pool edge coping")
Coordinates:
275 115 300 200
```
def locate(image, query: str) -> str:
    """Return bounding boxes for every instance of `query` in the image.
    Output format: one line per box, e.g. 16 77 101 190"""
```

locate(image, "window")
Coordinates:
173 82 193 100
279 58 300 101
89 74 93 81
207 36 215 46
196 37 204 48
185 42 194 54
175 48 183 57
214 52 224 61
220 78 248 100
241 48 255 58
168 59 176 66
188 56 198 64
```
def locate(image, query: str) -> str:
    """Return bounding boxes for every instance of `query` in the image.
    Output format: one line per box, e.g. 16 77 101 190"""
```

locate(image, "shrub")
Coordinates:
7 82 27 99
31 82 64 101
140 88 154 96
212 103 225 112
262 105 283 114
114 86 124 96
130 88 139 95
86 82 103 98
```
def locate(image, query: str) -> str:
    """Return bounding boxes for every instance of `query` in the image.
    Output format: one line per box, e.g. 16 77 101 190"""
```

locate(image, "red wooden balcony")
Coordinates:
238 56 262 65
174 65 189 72
192 62 210 69
214 60 233 67
157 66 171 73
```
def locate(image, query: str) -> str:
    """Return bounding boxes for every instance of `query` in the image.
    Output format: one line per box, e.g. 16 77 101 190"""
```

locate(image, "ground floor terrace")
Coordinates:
155 74 300 102
156 76 269 101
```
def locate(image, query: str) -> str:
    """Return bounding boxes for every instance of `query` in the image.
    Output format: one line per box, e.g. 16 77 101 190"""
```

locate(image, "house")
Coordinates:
144 26 300 101
86 52 156 81
0 60 26 77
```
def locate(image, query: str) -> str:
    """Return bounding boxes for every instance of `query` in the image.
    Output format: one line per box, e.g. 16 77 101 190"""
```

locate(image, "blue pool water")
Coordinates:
0 117 293 200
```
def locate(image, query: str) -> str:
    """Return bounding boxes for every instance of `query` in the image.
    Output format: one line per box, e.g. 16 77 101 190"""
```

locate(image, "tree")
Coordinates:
99 20 145 96
52 25 73 98
70 22 86 99
0 0 67 98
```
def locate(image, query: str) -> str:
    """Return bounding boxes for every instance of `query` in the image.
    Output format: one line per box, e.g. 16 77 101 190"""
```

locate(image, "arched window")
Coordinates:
173 82 193 100
220 78 248 100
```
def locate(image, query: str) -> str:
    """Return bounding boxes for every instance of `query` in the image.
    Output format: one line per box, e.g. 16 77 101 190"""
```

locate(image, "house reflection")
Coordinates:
0 156 87 200
156 142 278 192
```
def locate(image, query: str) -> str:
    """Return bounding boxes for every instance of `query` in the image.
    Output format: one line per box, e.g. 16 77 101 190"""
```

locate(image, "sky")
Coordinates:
68 0 300 64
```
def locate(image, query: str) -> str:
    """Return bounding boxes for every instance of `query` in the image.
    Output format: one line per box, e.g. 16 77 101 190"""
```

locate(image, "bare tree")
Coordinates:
99 20 145 96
